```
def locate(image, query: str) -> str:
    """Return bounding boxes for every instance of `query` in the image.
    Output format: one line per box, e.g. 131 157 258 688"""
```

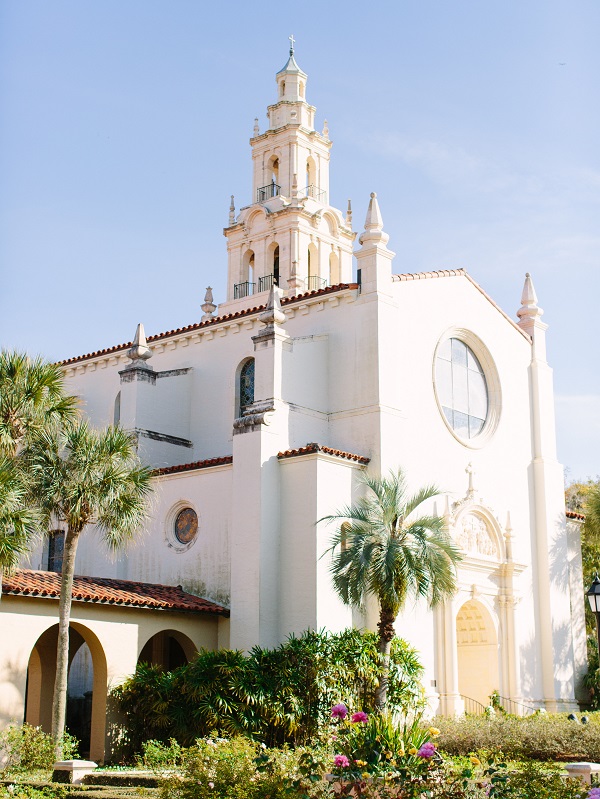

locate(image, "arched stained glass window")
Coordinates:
239 359 255 415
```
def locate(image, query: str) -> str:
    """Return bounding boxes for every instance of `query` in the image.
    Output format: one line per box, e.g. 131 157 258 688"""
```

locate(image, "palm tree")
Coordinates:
0 350 77 458
0 351 77 596
322 469 462 710
26 421 154 757
0 457 39 571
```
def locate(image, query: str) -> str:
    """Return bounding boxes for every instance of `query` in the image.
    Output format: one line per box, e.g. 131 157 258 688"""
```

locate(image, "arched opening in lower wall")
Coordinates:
138 630 197 670
24 623 107 761
456 600 500 710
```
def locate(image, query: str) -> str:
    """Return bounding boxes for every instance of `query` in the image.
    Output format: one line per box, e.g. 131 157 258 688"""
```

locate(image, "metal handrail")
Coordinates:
258 274 277 293
494 695 537 716
234 281 255 299
304 184 327 203
461 695 487 715
257 182 281 202
307 275 326 291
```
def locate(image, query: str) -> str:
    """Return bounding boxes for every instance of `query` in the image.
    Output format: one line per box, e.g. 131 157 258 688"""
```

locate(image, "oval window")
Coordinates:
435 338 488 440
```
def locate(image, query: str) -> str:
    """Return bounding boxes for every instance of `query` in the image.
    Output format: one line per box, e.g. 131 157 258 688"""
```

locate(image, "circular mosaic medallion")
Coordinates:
174 507 198 545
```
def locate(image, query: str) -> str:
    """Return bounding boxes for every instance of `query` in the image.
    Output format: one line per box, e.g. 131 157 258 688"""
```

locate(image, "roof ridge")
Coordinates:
278 442 370 464
3 568 229 616
60 283 358 367
392 268 530 342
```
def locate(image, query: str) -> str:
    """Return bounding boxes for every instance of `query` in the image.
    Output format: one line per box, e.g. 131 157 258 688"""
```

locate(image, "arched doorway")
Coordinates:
138 630 196 670
24 623 107 760
456 600 500 709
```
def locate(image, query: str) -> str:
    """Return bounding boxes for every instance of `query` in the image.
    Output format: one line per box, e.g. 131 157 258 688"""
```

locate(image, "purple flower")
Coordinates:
331 703 348 720
417 742 436 758
351 711 368 723
588 791 600 799
334 755 350 768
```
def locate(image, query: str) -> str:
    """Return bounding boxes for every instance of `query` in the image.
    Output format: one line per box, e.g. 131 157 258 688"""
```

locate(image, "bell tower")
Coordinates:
220 39 356 312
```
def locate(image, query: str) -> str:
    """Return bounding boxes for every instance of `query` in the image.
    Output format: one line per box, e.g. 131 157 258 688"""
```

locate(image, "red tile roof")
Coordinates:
566 510 586 521
60 283 359 366
155 456 233 476
392 269 531 342
278 443 370 464
2 569 228 615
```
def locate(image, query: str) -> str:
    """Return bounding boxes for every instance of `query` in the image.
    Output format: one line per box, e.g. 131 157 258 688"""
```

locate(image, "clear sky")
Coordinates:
1 1 598 481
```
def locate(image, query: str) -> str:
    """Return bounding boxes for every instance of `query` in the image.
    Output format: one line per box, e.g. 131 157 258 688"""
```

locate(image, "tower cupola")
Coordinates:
220 41 356 311
267 35 314 130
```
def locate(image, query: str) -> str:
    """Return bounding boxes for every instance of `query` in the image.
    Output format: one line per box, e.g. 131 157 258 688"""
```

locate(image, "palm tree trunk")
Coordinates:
375 606 396 711
51 527 80 760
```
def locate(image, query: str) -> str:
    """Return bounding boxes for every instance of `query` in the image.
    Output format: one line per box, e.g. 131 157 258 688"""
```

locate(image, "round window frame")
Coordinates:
432 328 501 449
165 501 200 553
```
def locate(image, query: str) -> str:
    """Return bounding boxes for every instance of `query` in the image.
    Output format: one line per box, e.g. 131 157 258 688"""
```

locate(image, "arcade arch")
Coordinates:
138 629 196 670
24 623 107 760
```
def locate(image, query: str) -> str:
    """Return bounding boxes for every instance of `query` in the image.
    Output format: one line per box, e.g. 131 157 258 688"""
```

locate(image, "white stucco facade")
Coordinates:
0 45 588 759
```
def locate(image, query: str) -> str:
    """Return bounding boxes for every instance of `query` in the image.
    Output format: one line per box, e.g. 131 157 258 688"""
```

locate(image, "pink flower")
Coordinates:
334 755 350 768
208 783 214 789
331 703 348 720
417 742 436 758
351 711 368 723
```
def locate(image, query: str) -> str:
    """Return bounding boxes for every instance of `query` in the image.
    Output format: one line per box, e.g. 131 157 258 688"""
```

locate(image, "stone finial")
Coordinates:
259 285 286 329
364 192 384 231
466 462 475 496
358 192 389 247
346 199 352 226
253 118 260 136
126 323 152 367
322 119 329 137
517 272 543 324
443 495 451 523
201 286 217 322
229 196 235 225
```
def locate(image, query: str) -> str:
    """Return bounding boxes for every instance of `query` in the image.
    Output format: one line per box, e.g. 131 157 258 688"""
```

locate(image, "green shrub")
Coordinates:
434 712 600 762
140 738 183 774
0 724 78 774
159 737 261 799
0 786 69 799
112 629 425 753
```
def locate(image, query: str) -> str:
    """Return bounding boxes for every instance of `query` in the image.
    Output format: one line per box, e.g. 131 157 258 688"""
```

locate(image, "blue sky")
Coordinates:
1 1 598 481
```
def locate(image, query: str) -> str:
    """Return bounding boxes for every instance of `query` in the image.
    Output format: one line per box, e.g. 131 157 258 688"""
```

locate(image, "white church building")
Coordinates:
0 44 588 761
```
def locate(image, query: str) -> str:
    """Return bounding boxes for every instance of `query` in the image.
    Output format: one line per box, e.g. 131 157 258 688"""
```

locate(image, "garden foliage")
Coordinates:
112 629 424 753
434 712 600 762
0 724 78 774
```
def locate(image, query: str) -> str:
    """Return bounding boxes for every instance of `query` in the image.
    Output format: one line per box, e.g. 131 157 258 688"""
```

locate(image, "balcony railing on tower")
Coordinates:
258 274 278 293
257 182 281 203
234 281 256 300
304 185 327 203
306 275 327 292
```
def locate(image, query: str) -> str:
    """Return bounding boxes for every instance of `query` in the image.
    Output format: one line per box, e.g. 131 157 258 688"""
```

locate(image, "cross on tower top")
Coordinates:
289 34 295 54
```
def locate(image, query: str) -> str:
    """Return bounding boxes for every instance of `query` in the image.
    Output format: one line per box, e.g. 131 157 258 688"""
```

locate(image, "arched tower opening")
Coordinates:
329 251 340 286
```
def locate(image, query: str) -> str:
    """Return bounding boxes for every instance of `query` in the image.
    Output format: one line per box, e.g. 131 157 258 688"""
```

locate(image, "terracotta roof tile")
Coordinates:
278 442 370 464
2 569 228 615
155 456 233 476
60 284 359 366
566 510 586 521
